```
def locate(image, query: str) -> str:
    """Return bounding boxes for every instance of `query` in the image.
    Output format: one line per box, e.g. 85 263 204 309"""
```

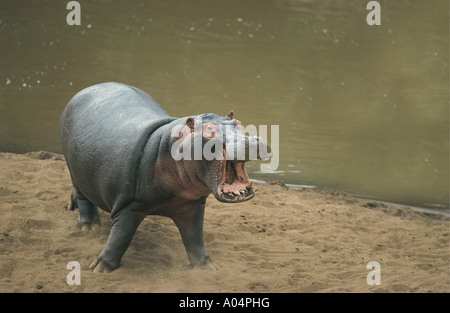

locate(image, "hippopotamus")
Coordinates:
59 82 272 272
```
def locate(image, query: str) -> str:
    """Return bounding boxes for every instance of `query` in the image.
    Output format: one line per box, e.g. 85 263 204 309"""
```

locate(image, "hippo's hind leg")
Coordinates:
69 188 100 230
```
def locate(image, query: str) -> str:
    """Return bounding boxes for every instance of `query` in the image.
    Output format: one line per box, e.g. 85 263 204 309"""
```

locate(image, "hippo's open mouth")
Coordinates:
218 160 254 203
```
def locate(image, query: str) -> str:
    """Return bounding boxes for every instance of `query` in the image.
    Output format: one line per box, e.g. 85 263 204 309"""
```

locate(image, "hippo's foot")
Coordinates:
191 256 221 271
89 258 116 273
78 221 101 231
76 214 101 230
75 198 100 230
202 259 221 271
68 189 100 230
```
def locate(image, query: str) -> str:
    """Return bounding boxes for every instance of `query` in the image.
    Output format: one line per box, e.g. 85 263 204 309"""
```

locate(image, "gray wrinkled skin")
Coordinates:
59 82 271 272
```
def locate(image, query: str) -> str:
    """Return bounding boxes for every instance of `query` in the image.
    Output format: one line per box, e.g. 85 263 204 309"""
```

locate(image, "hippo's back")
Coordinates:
59 82 175 212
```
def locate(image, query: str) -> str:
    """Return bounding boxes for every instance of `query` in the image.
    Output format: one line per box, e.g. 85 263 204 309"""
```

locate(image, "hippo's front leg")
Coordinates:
172 198 220 270
89 203 144 273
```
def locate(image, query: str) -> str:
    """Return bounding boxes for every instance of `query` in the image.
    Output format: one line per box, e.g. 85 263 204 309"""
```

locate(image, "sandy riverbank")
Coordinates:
0 151 448 292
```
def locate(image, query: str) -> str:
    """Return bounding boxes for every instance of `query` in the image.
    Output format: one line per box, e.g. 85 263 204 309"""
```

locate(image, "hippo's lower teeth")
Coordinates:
219 160 256 201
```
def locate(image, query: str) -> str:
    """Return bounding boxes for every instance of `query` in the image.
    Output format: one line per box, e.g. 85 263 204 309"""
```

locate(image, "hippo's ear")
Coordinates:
226 111 234 120
186 117 195 132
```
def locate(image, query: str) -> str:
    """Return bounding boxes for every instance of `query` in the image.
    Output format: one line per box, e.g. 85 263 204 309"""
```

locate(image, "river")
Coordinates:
1 0 448 210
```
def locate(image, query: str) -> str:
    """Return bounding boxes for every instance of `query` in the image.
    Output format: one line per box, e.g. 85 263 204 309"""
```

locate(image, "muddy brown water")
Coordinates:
0 0 448 210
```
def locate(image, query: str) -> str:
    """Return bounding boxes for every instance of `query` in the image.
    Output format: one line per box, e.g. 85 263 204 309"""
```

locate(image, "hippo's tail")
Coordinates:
67 189 78 211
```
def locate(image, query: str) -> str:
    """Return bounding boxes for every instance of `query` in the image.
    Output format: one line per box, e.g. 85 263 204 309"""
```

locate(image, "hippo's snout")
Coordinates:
225 135 272 162
248 136 272 161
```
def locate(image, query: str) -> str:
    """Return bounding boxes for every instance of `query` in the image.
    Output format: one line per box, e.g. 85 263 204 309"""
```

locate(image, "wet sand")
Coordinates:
0 151 448 293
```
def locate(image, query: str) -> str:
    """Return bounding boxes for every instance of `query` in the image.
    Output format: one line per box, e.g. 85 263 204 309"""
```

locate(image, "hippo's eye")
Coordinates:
203 123 219 139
